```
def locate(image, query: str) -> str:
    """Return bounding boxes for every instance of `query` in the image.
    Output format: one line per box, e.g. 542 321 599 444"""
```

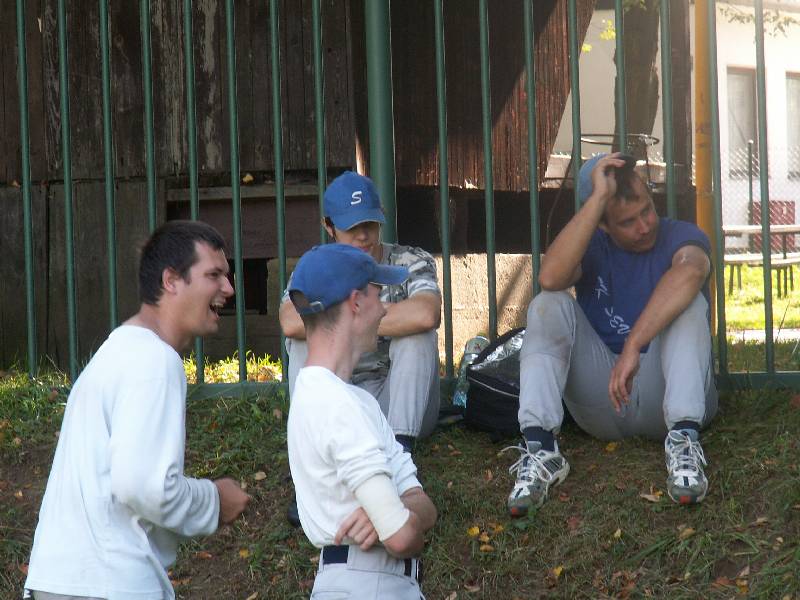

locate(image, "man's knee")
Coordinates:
389 329 438 359
523 291 576 350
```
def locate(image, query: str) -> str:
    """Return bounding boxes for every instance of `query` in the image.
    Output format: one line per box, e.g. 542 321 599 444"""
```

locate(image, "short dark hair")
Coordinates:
139 220 226 305
614 162 642 203
289 290 345 333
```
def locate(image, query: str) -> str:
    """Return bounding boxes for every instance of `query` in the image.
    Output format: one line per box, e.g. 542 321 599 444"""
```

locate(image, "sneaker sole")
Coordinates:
507 463 570 518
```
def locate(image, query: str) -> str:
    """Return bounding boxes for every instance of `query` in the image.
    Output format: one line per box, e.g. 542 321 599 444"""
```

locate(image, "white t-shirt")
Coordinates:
287 366 421 547
25 326 219 600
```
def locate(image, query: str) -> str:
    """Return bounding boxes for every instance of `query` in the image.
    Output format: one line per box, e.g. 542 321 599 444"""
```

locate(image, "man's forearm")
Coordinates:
377 294 441 337
624 263 707 354
279 300 306 339
400 487 437 532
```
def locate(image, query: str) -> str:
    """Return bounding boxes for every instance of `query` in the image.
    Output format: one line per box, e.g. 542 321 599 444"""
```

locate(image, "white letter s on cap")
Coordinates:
351 191 362 205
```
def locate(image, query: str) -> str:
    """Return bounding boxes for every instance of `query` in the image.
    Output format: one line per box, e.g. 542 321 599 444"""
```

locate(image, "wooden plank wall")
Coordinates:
0 0 355 183
351 0 597 192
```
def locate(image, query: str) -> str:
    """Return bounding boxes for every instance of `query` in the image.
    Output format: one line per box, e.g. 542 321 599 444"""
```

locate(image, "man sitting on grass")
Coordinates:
287 243 437 599
506 153 718 517
24 220 250 600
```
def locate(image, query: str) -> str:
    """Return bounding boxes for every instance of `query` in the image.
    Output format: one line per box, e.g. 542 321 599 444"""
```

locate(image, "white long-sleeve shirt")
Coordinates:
287 366 421 547
25 326 219 600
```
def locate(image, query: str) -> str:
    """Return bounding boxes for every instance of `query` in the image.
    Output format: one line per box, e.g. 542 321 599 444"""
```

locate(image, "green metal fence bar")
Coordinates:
312 0 327 244
524 0 540 295
747 140 754 226
614 0 626 151
478 0 497 339
705 0 727 374
364 0 397 243
270 0 288 379
224 0 247 382
434 0 454 377
57 0 78 382
99 0 118 329
754 0 774 373
183 0 204 384
140 0 157 232
15 0 38 378
659 0 676 218
567 0 582 210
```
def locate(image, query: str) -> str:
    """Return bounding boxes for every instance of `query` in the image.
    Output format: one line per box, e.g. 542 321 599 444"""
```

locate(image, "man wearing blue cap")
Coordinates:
505 153 718 517
287 243 437 599
280 171 442 453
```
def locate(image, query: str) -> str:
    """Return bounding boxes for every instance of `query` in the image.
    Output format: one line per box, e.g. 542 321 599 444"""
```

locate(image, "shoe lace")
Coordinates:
501 444 557 486
667 435 707 475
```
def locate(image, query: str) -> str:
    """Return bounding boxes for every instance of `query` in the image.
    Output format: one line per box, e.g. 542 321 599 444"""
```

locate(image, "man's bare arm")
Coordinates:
539 154 628 290
279 299 306 339
377 292 441 337
608 244 711 409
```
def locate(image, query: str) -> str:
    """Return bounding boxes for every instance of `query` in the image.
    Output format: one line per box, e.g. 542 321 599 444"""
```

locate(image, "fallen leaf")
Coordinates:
14 490 23 499
449 449 462 456
431 444 440 451
639 493 662 503
245 594 258 600
194 551 213 560
18 564 28 576
678 527 695 540
12 437 22 446
11 180 20 188
254 471 267 481
467 526 480 537
170 577 191 586
567 516 582 532
558 491 570 502
484 469 493 482
751 516 768 527
242 173 254 184
464 582 481 593
447 481 453 489
491 523 504 533
478 532 491 543
737 565 750 578
613 528 622 539
239 548 250 559
605 441 619 453
712 576 732 587
736 578 748 594
48 389 60 402
272 408 283 421
479 544 494 552
552 565 564 578
445 593 458 600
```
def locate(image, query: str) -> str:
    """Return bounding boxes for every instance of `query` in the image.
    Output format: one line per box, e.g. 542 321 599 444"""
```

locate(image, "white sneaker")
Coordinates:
665 430 708 505
503 440 569 517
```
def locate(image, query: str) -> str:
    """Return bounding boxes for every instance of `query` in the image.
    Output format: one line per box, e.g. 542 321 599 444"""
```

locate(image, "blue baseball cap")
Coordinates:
577 153 637 205
288 244 408 315
324 171 385 230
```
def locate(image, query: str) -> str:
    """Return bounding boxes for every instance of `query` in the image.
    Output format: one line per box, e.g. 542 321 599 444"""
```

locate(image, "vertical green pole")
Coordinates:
567 0 582 210
140 0 157 232
270 0 288 380
364 0 397 243
614 0 627 151
747 139 754 227
16 0 38 377
99 0 118 329
706 0 727 374
524 0 540 295
434 0 453 378
754 0 773 373
183 0 204 383
57 0 78 381
660 0 676 218
478 0 497 339
224 0 247 382
312 0 327 244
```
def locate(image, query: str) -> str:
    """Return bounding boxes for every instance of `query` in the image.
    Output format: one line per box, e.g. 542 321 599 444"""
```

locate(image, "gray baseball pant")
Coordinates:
286 330 441 439
519 291 718 440
30 593 104 600
312 546 423 599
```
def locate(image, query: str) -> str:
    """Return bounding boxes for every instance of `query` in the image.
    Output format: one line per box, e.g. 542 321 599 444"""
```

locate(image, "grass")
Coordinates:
2 353 799 599
724 264 800 331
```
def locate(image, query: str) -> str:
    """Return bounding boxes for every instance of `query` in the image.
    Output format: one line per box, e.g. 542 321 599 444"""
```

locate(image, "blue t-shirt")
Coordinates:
575 218 711 354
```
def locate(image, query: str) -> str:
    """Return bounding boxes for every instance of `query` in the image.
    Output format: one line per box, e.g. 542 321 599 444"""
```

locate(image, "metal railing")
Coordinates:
8 0 796 392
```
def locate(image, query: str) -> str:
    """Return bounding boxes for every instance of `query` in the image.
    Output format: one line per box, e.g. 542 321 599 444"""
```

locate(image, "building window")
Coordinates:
727 68 759 179
788 73 800 180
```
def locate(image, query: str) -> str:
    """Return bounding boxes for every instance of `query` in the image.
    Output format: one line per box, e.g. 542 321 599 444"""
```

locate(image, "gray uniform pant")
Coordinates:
312 546 423 599
519 291 718 441
30 593 104 600
286 331 441 439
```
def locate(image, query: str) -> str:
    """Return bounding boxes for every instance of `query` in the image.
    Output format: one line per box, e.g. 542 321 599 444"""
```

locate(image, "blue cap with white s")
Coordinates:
288 244 408 315
324 171 385 230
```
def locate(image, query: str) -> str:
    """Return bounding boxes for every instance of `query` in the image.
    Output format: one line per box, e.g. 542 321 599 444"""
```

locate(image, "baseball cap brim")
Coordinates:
371 263 408 286
330 207 386 231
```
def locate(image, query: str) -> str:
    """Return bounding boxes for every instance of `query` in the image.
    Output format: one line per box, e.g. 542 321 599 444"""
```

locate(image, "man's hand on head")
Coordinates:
335 506 379 551
588 153 629 206
214 478 251 525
